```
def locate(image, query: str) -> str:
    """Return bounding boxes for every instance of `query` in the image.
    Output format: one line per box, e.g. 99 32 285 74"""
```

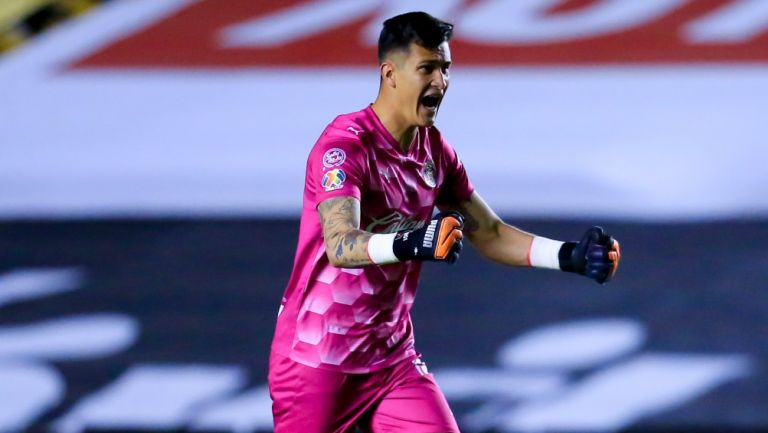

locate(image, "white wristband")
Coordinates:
528 236 564 270
367 233 400 265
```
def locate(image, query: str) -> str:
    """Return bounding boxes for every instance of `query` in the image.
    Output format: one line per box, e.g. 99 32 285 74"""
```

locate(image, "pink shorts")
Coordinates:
268 353 460 433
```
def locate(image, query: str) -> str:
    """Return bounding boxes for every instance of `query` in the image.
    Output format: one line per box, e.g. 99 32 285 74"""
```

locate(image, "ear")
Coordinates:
380 61 396 89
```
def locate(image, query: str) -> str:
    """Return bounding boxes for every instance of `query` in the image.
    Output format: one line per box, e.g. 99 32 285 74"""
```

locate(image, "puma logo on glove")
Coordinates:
393 211 464 263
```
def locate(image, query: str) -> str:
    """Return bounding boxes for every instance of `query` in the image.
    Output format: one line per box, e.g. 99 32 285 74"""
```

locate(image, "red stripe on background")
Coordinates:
70 0 768 69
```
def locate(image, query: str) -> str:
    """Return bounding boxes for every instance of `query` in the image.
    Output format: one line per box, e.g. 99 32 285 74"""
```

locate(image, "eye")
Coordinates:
420 65 434 74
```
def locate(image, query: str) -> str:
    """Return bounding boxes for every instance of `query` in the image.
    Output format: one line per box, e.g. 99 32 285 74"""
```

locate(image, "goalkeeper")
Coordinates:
269 11 621 433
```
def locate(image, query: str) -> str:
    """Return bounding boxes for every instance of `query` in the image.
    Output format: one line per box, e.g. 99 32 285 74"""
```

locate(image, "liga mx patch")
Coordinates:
322 169 346 191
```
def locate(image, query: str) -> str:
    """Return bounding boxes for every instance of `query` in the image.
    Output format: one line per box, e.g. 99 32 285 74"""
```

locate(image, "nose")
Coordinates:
432 70 448 91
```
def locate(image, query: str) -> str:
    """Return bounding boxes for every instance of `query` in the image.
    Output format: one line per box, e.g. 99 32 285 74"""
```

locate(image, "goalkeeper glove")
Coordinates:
367 211 464 264
393 211 464 263
559 226 621 284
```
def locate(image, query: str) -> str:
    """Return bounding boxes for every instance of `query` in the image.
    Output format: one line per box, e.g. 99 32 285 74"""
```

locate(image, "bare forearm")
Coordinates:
441 192 533 267
469 221 534 267
317 196 465 267
325 228 374 268
317 197 376 268
438 192 620 281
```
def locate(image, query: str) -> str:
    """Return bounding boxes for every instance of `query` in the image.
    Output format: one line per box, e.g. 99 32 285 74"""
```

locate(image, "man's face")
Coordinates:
391 41 451 127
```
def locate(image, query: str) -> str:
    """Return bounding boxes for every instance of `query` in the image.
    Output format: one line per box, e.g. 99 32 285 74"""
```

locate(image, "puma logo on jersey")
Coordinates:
413 358 429 376
346 126 363 136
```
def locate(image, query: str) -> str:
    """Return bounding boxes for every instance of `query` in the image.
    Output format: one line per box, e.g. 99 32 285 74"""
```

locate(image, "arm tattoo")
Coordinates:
317 197 373 267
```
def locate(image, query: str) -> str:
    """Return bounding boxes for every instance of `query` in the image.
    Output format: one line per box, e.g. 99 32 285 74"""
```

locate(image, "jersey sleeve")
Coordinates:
306 132 369 206
436 136 474 206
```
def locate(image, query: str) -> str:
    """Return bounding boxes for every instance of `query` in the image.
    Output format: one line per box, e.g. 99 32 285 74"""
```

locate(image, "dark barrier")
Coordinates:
1 219 766 433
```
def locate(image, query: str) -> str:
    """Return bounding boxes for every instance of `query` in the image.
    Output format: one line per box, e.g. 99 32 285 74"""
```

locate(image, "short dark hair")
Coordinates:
378 12 453 63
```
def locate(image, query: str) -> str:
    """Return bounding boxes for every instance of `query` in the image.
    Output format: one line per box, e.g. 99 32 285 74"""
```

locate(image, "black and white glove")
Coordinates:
367 211 464 265
393 211 464 264
559 226 621 284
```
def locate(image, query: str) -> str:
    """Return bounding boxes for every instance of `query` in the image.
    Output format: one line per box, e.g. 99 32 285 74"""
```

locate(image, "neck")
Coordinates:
371 99 417 153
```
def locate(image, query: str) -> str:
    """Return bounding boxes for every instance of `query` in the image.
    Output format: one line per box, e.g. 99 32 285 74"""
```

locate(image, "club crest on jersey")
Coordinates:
322 148 346 168
421 159 437 188
379 167 392 183
322 169 346 191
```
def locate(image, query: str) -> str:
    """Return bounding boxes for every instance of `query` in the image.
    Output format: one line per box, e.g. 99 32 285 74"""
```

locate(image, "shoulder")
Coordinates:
316 110 372 152
307 110 373 172
313 109 372 153
328 108 373 141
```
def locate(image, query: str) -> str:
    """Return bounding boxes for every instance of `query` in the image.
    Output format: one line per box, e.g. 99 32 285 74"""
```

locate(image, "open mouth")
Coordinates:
421 94 441 110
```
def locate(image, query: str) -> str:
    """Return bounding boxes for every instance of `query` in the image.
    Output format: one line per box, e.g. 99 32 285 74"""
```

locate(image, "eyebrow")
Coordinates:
419 59 452 66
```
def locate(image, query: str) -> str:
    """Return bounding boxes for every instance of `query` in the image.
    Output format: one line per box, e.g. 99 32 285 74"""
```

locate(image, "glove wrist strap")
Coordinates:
528 236 565 270
558 241 578 273
367 233 400 265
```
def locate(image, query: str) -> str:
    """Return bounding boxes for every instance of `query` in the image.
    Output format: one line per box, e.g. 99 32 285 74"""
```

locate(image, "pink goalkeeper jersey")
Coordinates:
271 106 474 373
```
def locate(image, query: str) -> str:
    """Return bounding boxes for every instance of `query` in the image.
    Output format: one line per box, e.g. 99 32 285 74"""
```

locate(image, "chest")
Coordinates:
360 149 443 234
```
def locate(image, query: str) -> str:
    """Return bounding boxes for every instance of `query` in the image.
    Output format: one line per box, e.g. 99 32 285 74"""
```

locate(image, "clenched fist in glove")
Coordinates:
367 211 465 265
393 211 464 263
559 226 621 284
528 226 621 284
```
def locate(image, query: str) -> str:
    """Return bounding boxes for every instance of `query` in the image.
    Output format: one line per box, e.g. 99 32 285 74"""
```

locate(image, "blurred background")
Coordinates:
1 1 766 432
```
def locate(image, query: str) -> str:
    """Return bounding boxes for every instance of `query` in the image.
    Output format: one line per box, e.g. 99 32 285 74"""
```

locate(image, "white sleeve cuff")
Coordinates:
367 233 400 265
528 236 564 270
